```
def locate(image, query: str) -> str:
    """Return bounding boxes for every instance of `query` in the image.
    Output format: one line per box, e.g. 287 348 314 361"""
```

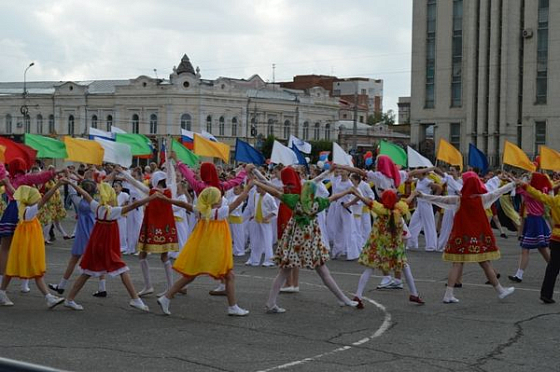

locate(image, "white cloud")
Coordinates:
0 0 412 111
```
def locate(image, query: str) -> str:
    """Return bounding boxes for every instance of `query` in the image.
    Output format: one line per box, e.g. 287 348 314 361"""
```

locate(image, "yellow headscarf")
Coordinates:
196 187 221 220
13 185 41 220
98 182 117 207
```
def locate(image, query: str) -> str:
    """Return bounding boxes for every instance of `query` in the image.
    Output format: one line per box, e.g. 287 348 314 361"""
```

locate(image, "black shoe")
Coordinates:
540 296 555 304
48 284 64 295
485 274 500 285
443 283 463 288
508 275 522 283
93 291 107 298
500 233 508 239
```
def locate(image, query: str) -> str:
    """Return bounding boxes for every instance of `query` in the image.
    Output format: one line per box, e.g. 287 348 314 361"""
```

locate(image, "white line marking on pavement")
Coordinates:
244 274 391 372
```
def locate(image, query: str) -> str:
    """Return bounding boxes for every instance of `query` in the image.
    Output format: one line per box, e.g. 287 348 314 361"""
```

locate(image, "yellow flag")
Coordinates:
64 137 104 165
503 140 535 172
193 134 230 163
0 145 6 163
540 146 560 171
436 139 463 170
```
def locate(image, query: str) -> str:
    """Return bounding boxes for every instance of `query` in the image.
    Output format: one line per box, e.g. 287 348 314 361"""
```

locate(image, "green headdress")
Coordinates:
300 181 316 214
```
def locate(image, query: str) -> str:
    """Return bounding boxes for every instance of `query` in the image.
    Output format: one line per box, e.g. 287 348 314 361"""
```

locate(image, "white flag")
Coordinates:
89 127 114 141
271 141 298 166
407 146 433 168
332 142 353 166
288 135 312 154
94 138 133 167
110 126 127 134
201 130 218 142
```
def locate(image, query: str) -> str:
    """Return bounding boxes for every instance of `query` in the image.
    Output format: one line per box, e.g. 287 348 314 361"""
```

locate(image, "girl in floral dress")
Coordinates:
351 189 424 308
253 180 359 313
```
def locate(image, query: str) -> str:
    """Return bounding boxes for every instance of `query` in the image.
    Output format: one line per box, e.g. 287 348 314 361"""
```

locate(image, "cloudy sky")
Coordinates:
0 0 412 112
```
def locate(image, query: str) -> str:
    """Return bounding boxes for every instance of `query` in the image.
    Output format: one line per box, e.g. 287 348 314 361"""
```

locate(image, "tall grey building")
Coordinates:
410 0 558 165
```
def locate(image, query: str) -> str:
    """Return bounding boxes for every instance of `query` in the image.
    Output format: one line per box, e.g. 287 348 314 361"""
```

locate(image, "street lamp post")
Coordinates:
21 62 35 130
23 62 35 99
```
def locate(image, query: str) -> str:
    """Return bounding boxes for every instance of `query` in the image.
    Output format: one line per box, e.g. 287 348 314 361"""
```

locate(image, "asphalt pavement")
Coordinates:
0 220 558 372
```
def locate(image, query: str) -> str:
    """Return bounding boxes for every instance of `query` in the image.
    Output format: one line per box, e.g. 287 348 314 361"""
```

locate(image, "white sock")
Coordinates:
515 269 524 279
214 283 226 292
393 278 403 285
494 284 505 294
316 265 352 304
58 278 68 289
131 298 145 306
228 304 241 312
21 279 30 289
355 268 373 299
444 286 454 299
163 261 173 289
139 259 152 289
98 279 106 292
403 264 418 297
380 275 392 285
45 293 55 300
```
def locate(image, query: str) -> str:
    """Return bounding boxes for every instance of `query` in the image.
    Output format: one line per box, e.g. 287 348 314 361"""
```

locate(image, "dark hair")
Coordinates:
387 210 397 236
81 180 97 196
350 173 361 182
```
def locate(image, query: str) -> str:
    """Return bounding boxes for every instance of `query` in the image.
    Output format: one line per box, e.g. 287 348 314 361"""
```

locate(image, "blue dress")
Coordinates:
71 198 95 256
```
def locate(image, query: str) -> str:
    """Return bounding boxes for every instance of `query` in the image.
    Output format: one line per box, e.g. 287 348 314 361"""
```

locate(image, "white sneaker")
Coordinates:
265 305 286 314
0 291 14 306
64 300 84 311
280 286 294 293
21 286 30 293
339 300 359 307
443 297 460 304
157 296 171 315
129 299 149 312
386 280 404 289
228 306 249 317
262 261 275 267
498 287 515 300
377 277 393 289
46 295 65 309
137 287 154 297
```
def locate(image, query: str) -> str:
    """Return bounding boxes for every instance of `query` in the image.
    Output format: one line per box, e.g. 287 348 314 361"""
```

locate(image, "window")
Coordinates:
283 120 291 139
313 122 320 140
68 115 75 135
302 121 309 140
132 114 139 134
149 114 157 134
106 115 113 131
48 115 54 133
206 115 212 133
451 0 463 107
325 123 331 140
91 115 98 129
219 116 225 136
180 114 192 131
425 0 437 108
24 115 31 133
535 121 546 150
36 114 43 134
5 114 12 133
231 117 238 137
536 0 549 104
267 119 274 137
450 123 461 149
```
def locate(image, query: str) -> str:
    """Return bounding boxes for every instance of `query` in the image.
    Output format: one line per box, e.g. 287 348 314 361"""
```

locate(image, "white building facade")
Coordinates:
410 0 560 165
0 55 340 148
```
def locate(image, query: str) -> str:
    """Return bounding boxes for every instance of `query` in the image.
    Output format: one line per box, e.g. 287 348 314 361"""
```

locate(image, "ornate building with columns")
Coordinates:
0 55 340 149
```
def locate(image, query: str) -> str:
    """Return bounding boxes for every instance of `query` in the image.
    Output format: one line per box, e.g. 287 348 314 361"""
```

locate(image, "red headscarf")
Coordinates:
376 155 401 187
7 158 27 176
530 172 552 193
461 171 487 198
280 167 302 195
381 189 398 210
200 162 221 190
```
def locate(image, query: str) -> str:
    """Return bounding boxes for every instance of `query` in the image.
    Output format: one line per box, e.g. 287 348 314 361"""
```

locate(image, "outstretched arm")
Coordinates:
253 180 283 199
38 179 66 209
329 188 355 203
67 182 94 204
121 193 158 215
228 183 253 212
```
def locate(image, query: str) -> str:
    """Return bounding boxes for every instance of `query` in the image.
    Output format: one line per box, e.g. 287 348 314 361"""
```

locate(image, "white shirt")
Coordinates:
443 173 463 196
90 200 124 221
366 170 408 193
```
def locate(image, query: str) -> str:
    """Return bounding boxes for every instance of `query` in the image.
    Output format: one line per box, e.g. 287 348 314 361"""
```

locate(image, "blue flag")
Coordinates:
234 138 265 165
468 143 489 175
290 144 309 171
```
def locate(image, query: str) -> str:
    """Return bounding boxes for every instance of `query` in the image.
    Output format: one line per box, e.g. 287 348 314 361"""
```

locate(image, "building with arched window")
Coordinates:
0 54 340 148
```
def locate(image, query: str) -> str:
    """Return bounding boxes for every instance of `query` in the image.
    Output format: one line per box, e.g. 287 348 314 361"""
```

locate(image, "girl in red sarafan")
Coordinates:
418 171 516 304
136 171 179 297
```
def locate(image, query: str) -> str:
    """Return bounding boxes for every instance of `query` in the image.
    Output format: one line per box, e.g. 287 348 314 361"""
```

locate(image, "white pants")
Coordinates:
126 208 143 255
407 200 437 250
169 219 189 259
360 212 372 245
117 216 128 252
230 222 246 256
248 222 274 265
437 209 455 251
331 202 361 260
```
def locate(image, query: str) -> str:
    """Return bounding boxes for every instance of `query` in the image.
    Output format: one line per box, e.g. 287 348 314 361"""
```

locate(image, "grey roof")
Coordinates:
0 80 130 95
176 54 195 75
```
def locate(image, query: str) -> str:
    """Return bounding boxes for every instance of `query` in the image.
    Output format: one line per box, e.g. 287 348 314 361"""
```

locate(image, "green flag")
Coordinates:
115 134 152 156
378 140 407 167
172 139 199 167
24 133 68 159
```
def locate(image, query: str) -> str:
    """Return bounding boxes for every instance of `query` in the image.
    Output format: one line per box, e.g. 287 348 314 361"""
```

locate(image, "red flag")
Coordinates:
0 137 37 169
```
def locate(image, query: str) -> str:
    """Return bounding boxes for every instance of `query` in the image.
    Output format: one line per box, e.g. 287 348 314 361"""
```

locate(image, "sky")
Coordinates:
0 0 412 113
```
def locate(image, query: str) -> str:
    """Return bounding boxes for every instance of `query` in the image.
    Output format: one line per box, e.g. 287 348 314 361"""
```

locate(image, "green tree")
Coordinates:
260 135 276 159
367 110 395 126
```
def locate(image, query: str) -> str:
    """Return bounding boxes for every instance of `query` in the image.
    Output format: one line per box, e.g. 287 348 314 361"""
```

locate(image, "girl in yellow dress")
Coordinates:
0 180 67 308
156 184 252 317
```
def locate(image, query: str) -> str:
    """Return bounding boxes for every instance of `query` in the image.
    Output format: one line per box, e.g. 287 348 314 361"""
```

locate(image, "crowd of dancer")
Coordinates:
0 151 558 318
